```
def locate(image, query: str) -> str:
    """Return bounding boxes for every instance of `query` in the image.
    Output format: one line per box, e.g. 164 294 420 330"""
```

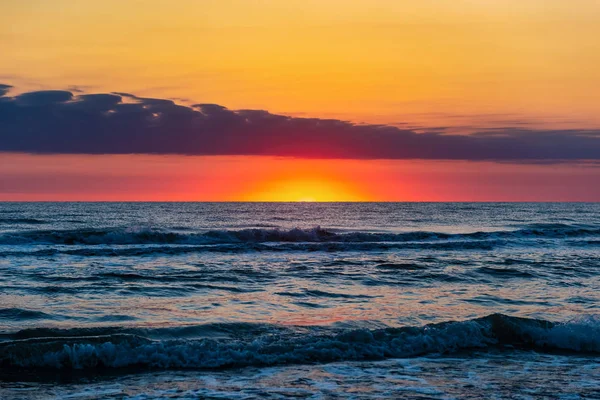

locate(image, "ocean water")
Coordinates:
0 202 599 399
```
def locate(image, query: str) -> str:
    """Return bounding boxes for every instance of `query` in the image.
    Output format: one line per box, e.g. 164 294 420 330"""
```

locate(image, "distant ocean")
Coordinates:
0 202 599 399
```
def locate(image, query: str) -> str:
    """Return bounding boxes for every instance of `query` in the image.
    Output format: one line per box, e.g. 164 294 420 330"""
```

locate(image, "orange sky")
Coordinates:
1 1 599 201
2 0 600 129
1 154 598 202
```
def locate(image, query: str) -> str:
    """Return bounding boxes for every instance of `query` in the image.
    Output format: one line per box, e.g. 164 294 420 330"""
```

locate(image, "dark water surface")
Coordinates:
0 202 599 399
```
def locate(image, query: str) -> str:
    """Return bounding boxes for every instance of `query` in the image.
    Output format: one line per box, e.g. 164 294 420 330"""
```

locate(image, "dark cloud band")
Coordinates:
1 85 599 161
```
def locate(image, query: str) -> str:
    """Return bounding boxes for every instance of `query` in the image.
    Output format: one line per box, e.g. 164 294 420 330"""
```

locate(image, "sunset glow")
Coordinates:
1 1 599 201
2 2 600 398
243 179 362 203
2 1 600 129
2 154 599 202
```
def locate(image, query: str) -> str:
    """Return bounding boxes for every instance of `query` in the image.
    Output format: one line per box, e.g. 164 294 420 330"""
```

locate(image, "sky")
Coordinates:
1 0 599 201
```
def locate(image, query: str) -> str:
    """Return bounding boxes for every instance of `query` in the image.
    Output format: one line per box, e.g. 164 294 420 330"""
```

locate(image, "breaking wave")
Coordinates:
0 223 598 246
1 314 598 373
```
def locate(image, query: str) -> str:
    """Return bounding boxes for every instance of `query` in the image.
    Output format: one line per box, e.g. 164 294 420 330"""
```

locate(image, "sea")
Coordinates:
0 202 599 399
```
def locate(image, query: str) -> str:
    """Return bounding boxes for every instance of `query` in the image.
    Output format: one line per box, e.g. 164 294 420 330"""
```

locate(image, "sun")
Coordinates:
232 157 374 202
243 177 366 202
297 197 317 202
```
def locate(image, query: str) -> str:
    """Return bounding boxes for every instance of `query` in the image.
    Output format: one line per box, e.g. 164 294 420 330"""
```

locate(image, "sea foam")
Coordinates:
1 314 598 371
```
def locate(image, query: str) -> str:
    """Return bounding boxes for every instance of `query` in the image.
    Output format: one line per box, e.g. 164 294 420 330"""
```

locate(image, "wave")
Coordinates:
275 289 377 299
0 314 598 373
0 308 54 321
375 263 427 271
475 267 536 279
0 240 500 258
0 218 46 225
0 223 598 246
568 239 600 247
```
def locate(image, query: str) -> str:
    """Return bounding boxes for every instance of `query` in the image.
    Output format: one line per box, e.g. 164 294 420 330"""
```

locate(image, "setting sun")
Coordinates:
1 1 600 397
242 177 366 202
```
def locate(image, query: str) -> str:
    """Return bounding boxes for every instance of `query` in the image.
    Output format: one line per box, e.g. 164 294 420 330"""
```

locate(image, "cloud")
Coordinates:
1 85 599 161
0 84 12 97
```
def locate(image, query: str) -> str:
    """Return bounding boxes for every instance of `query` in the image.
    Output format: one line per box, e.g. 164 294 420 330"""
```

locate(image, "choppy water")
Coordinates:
0 202 599 399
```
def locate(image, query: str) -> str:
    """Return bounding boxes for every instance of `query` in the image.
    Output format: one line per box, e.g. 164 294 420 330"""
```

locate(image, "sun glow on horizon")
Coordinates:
1 154 599 202
241 177 368 202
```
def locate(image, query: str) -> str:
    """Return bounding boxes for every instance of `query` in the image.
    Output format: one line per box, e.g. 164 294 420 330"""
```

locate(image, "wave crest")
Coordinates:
1 224 598 246
1 314 598 372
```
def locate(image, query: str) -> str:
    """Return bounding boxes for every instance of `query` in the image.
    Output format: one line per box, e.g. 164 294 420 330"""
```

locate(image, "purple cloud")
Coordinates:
1 85 599 161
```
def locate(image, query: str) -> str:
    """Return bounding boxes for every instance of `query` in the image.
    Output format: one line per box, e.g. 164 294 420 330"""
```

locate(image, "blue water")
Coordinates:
0 202 599 399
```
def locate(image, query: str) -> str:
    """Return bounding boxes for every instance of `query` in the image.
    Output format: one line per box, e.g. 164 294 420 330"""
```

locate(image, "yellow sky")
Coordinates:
2 0 599 128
